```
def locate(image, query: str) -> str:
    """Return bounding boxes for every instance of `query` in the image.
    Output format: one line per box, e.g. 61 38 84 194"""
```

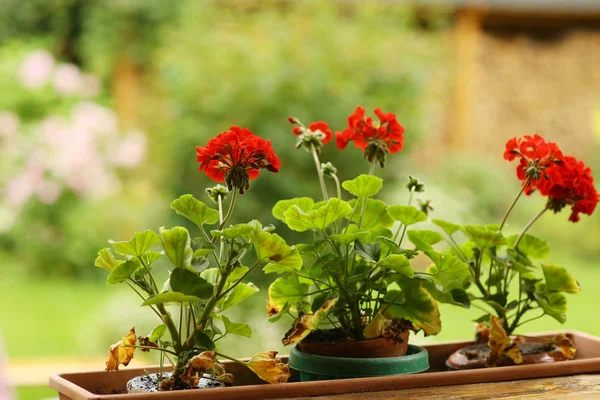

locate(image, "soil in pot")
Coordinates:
297 329 410 358
127 372 224 393
446 336 572 370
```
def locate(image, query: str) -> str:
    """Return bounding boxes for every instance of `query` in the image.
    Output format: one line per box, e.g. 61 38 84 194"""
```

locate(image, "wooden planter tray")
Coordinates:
49 330 600 400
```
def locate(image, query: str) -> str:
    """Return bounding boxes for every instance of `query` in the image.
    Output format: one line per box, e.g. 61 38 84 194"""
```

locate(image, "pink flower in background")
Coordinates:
18 49 55 89
4 168 43 206
114 130 147 168
81 74 101 98
36 180 62 204
53 63 83 95
72 101 118 137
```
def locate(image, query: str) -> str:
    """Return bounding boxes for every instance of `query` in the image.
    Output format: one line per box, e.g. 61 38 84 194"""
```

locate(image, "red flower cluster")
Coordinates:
335 107 404 166
292 121 332 144
196 126 280 194
504 134 598 222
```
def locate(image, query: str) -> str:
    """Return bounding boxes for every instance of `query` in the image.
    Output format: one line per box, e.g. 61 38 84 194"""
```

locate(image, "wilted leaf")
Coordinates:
247 351 290 384
267 275 311 317
342 174 383 198
171 194 220 228
106 327 137 371
553 333 576 360
383 283 441 336
487 316 522 367
272 198 314 222
282 297 338 345
387 205 427 227
363 312 408 340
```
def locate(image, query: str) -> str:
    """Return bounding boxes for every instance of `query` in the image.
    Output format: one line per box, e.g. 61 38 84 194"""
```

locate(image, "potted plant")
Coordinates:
94 126 295 392
434 134 598 369
267 107 471 381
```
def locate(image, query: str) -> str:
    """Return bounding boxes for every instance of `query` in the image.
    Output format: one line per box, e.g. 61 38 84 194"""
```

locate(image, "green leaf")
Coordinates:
354 240 381 263
107 260 143 284
160 227 193 269
141 251 164 266
148 324 167 342
541 264 581 294
211 223 255 239
171 194 220 228
248 220 302 274
347 199 394 230
222 315 252 337
283 198 352 232
387 205 427 226
329 231 371 245
142 291 202 305
414 275 470 307
462 225 507 249
432 219 461 236
383 282 441 335
424 251 471 291
170 267 213 299
95 248 123 272
379 254 414 278
191 237 216 257
342 174 383 198
109 230 161 258
534 292 567 323
267 275 311 316
407 230 444 251
508 234 550 259
221 282 259 311
272 198 314 222
194 331 216 350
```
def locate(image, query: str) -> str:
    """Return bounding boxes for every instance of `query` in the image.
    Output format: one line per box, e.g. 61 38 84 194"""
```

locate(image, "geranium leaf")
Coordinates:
282 297 338 345
508 234 550 259
142 291 203 305
95 248 123 272
383 282 441 335
106 327 137 371
354 240 381 263
248 220 302 274
283 198 352 232
342 174 383 198
109 230 161 258
432 219 462 236
379 254 414 278
347 198 394 230
148 324 167 342
534 292 568 323
462 225 507 249
211 223 254 239
329 231 371 245
424 250 471 291
141 251 164 266
160 226 193 269
387 205 427 227
407 230 444 251
541 264 581 294
194 331 216 350
171 194 220 228
170 267 213 299
191 237 216 257
272 198 314 222
414 275 470 307
222 315 253 338
107 260 143 284
267 275 311 317
221 282 259 311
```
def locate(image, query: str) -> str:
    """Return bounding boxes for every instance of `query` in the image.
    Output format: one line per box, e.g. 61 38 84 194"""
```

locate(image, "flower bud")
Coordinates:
206 184 229 203
418 199 433 216
406 175 425 193
321 162 337 177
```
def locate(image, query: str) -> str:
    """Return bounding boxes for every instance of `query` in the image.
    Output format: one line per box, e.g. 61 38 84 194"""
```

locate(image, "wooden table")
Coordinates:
285 374 600 399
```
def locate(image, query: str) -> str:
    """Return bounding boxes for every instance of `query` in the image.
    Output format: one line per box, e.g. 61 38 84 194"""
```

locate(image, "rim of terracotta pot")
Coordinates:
297 331 410 358
289 344 429 377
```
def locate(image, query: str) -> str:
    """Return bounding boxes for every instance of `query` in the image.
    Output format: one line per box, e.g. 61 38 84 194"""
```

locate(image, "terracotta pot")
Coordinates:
49 331 600 400
297 331 410 358
446 335 572 370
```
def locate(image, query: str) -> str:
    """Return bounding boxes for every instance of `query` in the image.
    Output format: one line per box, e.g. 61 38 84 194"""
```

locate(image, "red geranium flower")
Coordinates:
537 156 599 222
335 106 404 166
504 134 563 194
292 121 332 145
196 126 280 194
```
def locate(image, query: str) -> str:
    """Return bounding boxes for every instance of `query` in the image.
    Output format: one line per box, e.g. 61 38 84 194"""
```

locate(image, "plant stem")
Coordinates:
211 191 238 246
499 177 530 231
218 194 225 262
513 206 548 249
310 145 329 202
358 160 377 229
123 345 178 356
332 174 342 200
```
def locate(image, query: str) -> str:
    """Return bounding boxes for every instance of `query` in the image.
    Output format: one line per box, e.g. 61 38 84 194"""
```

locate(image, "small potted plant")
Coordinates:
267 107 471 381
435 134 598 369
95 127 294 393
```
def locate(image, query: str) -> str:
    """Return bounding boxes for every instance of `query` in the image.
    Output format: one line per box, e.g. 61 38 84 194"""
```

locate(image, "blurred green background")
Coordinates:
1 1 599 399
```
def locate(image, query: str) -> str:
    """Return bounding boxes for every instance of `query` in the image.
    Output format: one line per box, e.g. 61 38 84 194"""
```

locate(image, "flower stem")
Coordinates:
212 191 238 244
310 145 329 202
332 174 342 200
218 194 225 262
499 177 530 231
513 206 549 249
358 160 377 228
